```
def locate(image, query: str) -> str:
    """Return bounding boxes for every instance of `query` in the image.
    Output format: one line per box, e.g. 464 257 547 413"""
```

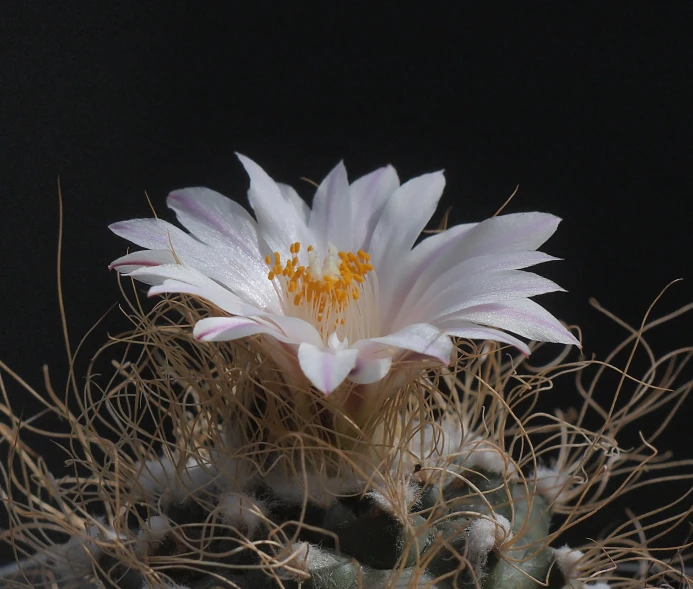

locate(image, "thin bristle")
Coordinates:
1 284 692 588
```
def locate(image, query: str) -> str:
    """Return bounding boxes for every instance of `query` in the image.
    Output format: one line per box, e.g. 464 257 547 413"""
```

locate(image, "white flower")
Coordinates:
110 154 579 394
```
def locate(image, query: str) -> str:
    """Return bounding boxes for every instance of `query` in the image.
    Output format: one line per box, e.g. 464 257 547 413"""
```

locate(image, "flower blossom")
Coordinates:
110 155 579 394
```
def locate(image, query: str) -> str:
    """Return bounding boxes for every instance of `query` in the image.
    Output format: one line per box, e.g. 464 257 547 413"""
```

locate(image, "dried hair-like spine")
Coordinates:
1 292 692 588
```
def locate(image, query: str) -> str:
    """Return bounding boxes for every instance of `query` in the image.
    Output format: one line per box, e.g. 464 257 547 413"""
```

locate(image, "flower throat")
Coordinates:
265 242 374 329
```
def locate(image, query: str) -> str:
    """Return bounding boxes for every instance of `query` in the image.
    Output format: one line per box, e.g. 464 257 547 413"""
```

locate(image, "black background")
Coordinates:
1 1 692 560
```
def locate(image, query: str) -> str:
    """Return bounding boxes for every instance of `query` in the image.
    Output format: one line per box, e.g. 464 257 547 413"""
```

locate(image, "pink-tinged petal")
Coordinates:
236 153 313 254
369 171 446 285
348 356 393 385
349 165 400 251
109 249 177 273
386 213 560 318
439 320 532 356
297 343 359 394
419 270 565 323
167 187 263 256
440 299 580 346
309 161 352 252
449 212 561 259
194 316 278 342
110 218 277 309
392 251 560 330
127 264 263 316
195 312 323 347
277 182 311 224
380 222 477 329
255 314 324 347
110 218 198 252
362 323 453 365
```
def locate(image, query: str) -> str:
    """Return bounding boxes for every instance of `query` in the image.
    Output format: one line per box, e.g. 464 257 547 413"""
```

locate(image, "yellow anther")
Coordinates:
265 244 373 324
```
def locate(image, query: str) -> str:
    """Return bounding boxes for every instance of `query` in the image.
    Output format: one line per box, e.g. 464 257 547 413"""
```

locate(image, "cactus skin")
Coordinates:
74 465 566 589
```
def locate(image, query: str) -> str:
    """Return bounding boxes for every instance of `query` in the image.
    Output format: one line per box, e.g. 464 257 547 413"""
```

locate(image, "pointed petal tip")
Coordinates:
235 152 255 168
235 153 262 178
108 220 126 233
298 343 359 395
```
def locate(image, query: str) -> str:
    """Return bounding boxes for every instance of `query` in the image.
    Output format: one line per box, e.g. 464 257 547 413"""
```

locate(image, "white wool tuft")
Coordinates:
460 436 514 476
136 516 171 556
366 482 419 519
0 520 117 581
218 492 268 538
408 417 464 467
265 468 362 508
466 513 513 572
584 583 611 589
209 449 258 493
532 466 571 504
554 545 584 579
173 456 218 501
136 456 177 497
135 454 217 506
59 526 103 571
273 541 311 579
143 515 172 539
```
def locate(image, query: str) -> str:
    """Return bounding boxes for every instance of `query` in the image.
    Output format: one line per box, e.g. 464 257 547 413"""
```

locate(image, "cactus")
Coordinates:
1 293 692 589
1 159 692 588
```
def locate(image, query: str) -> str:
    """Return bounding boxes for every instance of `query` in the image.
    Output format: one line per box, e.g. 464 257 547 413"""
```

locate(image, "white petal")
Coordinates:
441 299 579 346
369 171 446 285
393 251 559 329
348 356 393 385
328 331 348 350
380 222 477 329
128 264 263 316
309 161 352 252
236 153 313 253
297 343 359 394
194 313 323 346
386 213 560 322
167 187 263 256
277 182 310 224
254 314 324 347
349 165 400 251
109 249 177 273
420 270 565 321
110 218 198 252
453 212 562 258
439 320 532 355
194 316 279 342
149 282 261 317
362 323 453 365
110 218 277 309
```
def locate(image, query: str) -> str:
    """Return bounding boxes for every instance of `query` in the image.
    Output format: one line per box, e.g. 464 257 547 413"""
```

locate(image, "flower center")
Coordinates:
265 242 374 331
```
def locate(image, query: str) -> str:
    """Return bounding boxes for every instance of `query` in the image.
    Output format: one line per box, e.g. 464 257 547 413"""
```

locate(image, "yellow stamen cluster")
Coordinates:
265 242 373 324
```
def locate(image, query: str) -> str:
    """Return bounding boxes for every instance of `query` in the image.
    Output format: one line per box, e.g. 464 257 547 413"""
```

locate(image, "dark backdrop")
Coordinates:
1 1 691 559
